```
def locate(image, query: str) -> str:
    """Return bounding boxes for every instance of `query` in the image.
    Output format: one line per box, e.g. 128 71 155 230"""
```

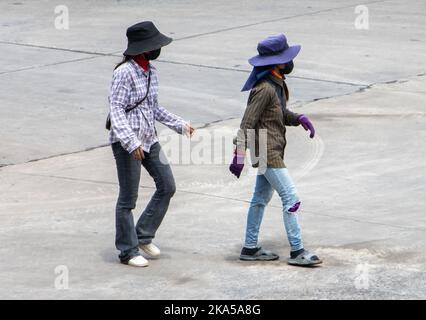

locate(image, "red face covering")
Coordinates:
133 54 150 71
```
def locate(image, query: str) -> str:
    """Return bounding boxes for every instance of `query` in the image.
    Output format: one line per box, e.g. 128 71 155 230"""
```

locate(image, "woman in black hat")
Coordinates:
108 21 194 267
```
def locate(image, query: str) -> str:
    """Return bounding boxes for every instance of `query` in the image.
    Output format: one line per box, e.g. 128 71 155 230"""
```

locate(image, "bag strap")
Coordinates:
125 70 151 113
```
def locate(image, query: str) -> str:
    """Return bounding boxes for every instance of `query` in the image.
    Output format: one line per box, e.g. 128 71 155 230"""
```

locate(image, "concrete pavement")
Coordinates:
0 0 425 299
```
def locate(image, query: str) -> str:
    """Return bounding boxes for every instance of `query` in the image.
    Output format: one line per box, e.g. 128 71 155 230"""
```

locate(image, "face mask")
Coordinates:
279 60 294 75
144 48 161 60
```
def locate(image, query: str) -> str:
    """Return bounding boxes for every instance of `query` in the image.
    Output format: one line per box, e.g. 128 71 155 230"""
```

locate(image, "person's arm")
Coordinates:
230 85 270 178
235 85 270 152
298 114 315 138
109 69 142 153
284 108 315 138
154 100 195 137
154 101 186 134
282 82 315 137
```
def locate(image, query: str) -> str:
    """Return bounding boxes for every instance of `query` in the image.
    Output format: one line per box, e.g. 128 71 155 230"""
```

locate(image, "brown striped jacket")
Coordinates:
236 74 300 168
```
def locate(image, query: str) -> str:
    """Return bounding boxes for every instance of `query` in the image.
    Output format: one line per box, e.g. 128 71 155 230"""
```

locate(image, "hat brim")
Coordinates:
123 32 173 56
248 45 301 67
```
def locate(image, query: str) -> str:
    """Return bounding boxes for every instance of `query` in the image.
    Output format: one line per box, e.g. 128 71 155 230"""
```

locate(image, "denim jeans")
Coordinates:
244 168 303 252
111 142 176 263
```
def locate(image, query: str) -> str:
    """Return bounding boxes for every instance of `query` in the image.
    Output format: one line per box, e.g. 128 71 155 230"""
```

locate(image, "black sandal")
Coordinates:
287 250 322 266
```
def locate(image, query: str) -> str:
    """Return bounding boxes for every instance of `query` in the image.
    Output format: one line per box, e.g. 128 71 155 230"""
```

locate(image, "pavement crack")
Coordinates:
195 117 236 129
0 55 101 75
0 144 110 168
25 144 110 162
0 0 388 77
303 72 426 107
0 40 111 56
11 171 426 233
0 120 218 168
0 41 118 76
151 58 366 87
3 70 423 168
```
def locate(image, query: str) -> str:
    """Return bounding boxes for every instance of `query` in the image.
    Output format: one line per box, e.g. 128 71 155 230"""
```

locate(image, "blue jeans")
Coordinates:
111 142 176 263
244 168 303 252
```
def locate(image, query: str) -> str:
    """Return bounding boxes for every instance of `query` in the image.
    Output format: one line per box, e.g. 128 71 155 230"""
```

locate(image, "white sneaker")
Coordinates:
139 243 161 258
127 255 149 267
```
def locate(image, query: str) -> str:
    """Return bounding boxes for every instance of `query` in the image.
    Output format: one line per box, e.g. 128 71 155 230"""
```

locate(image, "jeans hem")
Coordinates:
138 240 152 246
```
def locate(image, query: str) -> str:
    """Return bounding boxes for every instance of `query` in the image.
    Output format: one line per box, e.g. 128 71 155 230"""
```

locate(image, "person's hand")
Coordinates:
184 123 195 138
229 149 245 178
132 146 145 161
298 114 315 138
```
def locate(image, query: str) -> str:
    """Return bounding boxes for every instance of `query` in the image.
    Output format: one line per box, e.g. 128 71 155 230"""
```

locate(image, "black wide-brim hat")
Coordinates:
123 21 173 56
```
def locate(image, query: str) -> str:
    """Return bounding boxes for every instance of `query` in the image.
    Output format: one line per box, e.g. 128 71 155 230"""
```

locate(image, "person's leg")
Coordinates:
263 168 303 253
244 174 274 248
111 142 141 263
136 142 176 245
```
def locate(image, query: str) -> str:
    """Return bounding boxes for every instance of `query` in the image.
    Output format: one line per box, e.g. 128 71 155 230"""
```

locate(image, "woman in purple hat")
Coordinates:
229 34 322 266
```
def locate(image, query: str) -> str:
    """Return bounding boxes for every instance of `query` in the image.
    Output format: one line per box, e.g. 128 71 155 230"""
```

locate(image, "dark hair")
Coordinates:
114 55 132 70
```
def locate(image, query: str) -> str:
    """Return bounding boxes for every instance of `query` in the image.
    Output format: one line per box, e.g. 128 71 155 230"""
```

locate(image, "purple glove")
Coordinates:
298 114 315 138
229 150 245 178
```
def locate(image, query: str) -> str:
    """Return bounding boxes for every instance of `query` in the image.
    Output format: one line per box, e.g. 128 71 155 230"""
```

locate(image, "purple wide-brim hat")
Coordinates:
248 33 301 67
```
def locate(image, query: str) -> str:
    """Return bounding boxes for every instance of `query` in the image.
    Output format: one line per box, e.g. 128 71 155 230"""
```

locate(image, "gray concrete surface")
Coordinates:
0 0 425 299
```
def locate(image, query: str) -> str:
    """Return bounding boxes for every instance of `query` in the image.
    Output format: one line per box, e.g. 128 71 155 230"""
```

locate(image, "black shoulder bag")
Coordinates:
105 70 151 130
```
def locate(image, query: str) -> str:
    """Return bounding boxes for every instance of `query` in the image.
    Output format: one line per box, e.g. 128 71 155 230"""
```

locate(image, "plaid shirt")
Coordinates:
108 59 186 153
